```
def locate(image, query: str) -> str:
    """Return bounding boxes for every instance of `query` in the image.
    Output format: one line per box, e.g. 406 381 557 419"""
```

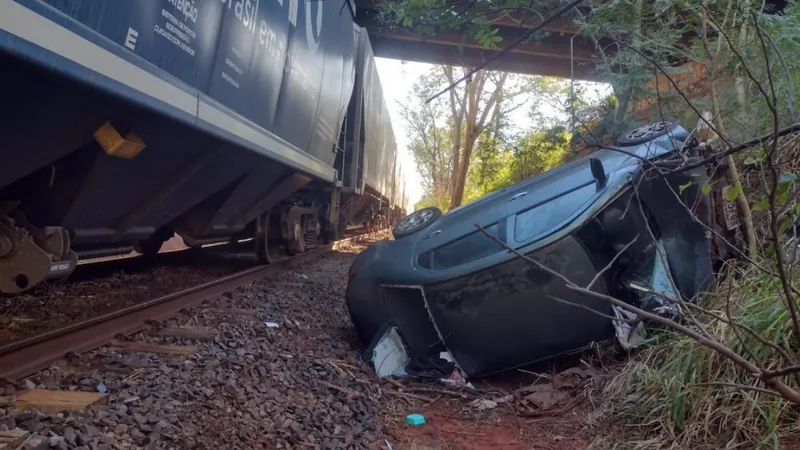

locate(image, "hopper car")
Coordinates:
0 0 407 294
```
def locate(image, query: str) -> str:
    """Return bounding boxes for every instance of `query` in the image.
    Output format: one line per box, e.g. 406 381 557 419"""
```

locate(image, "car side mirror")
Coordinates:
590 157 607 190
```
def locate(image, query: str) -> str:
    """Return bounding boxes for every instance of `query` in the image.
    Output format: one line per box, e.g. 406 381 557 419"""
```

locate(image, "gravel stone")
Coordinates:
130 428 148 445
7 239 392 448
23 435 47 450
63 427 76 445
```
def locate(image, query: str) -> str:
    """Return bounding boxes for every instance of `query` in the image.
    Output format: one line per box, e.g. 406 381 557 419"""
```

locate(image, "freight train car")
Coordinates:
0 0 405 294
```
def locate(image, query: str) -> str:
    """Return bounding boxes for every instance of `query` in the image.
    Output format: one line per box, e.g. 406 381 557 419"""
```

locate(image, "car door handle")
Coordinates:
424 230 442 239
508 192 528 202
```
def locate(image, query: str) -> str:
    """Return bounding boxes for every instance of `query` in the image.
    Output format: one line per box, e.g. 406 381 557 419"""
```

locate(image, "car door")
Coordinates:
411 187 512 278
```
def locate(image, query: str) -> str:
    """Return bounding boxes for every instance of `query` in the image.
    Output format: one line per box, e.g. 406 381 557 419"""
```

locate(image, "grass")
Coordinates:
603 264 800 449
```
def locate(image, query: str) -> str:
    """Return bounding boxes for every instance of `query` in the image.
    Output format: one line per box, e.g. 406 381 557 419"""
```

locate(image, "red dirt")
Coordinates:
386 398 596 450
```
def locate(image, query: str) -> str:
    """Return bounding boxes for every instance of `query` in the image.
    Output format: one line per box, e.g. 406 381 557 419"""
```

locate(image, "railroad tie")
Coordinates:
151 326 217 341
108 339 196 356
0 428 29 449
220 308 259 318
14 389 106 414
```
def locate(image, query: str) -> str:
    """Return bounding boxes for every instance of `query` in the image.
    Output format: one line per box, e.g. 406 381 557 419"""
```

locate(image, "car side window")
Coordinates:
418 223 504 270
514 183 597 243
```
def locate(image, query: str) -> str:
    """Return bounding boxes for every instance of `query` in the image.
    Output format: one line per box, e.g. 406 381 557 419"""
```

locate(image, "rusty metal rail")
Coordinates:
0 230 386 381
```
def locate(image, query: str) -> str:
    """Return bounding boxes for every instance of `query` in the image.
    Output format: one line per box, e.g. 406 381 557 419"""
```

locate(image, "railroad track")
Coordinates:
0 230 386 381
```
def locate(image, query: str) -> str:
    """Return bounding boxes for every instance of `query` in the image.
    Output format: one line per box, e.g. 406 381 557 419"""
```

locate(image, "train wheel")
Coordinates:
254 210 289 264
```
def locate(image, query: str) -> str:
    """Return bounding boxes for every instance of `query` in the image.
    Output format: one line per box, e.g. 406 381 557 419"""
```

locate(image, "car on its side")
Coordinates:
345 122 716 379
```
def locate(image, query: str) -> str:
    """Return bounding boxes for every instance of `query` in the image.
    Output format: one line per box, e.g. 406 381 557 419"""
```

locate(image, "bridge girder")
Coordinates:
354 1 610 80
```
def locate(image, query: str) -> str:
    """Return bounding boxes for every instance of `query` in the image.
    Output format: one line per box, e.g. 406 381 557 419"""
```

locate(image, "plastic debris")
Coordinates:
440 368 475 389
470 398 498 411
96 382 108 394
370 327 409 378
405 413 426 426
265 322 280 328
385 439 394 450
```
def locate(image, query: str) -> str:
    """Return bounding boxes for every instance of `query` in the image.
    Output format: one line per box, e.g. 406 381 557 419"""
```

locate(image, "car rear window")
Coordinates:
514 182 597 243
418 223 503 270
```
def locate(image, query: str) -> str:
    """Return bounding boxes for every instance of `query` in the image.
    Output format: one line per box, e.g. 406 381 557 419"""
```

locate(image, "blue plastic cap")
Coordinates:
405 413 426 426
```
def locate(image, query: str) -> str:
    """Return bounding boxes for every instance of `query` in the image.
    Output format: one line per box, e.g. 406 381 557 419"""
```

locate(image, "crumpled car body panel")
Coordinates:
346 125 715 379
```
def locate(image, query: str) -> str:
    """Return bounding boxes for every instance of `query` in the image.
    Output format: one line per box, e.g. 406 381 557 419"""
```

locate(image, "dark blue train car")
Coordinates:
0 0 405 294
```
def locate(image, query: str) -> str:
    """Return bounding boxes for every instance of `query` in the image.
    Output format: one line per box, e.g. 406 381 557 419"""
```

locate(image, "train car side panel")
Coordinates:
205 0 291 133
40 0 223 90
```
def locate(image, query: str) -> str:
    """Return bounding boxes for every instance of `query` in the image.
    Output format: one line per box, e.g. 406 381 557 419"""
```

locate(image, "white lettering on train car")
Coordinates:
167 0 199 24
225 0 321 52
305 0 322 51
124 27 138 51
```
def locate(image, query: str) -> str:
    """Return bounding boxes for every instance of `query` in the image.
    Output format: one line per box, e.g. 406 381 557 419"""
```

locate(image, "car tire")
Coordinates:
392 207 442 239
617 121 674 146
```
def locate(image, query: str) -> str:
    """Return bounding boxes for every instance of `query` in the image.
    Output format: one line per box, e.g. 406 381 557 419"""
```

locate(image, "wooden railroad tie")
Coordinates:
0 428 30 449
151 326 217 341
221 308 259 318
108 339 196 356
14 389 106 414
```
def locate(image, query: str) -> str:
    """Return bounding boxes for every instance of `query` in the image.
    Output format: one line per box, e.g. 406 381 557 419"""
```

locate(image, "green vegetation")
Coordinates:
402 68 609 211
606 266 800 448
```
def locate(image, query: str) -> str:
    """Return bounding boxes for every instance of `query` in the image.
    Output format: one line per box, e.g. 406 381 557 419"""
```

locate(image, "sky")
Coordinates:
373 57 611 210
374 58 428 209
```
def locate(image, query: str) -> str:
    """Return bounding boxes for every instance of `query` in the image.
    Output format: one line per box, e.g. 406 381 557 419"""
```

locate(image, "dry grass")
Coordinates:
601 265 800 449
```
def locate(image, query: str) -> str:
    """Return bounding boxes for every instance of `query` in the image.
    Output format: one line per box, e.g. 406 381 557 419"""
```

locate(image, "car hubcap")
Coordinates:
626 121 671 141
397 210 433 231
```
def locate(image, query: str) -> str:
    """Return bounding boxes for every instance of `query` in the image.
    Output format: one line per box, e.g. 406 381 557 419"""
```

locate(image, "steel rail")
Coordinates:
0 230 386 381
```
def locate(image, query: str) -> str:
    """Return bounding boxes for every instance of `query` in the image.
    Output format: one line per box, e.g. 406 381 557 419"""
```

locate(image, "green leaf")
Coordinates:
753 199 770 212
780 219 793 236
777 189 791 206
726 185 742 202
701 183 711 195
678 181 694 193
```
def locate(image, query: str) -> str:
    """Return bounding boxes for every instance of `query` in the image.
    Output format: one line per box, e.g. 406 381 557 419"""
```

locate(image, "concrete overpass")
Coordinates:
354 1 610 80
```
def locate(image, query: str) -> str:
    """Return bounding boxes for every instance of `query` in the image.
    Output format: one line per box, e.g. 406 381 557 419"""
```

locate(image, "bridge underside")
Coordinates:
354 2 608 81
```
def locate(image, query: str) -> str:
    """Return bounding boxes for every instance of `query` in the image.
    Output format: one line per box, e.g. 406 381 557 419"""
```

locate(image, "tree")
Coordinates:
400 65 531 210
510 126 571 182
398 70 453 210
445 67 511 209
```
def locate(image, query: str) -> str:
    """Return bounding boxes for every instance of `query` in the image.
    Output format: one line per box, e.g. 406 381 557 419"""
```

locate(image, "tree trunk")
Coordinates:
448 70 506 209
451 135 476 207
444 66 465 201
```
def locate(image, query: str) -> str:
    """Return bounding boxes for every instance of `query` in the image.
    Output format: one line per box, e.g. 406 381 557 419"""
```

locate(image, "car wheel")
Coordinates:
392 207 442 239
618 121 673 146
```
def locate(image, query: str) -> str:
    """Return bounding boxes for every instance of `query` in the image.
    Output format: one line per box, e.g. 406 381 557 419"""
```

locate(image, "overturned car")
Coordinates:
345 122 716 379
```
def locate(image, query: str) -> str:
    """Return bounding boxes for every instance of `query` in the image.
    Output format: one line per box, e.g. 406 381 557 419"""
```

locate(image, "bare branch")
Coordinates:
587 235 639 291
547 295 638 324
690 382 781 397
